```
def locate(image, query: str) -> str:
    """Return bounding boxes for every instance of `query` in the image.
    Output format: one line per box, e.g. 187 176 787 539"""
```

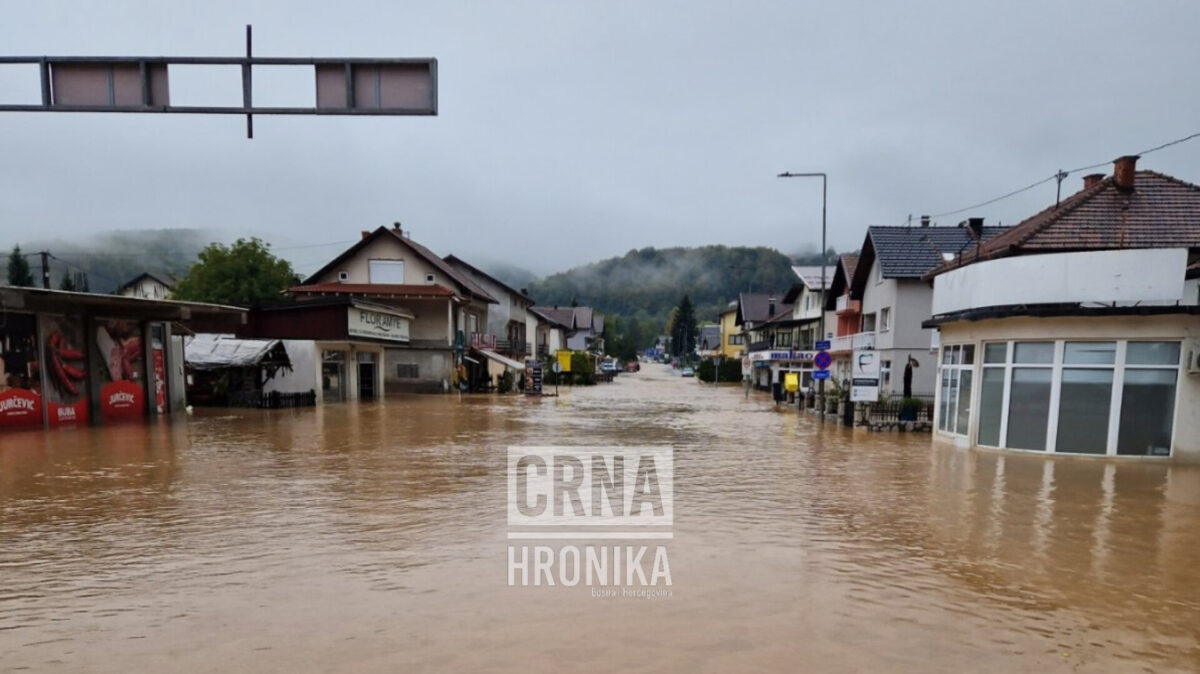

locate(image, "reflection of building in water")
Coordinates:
926 157 1200 459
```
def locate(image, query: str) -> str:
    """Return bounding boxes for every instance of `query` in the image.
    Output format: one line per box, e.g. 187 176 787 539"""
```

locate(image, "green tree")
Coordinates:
671 295 697 358
59 271 76 291
173 238 295 305
7 245 34 287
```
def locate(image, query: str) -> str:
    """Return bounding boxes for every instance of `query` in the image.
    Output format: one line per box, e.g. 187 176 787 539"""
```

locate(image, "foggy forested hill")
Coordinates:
527 245 800 331
2 229 212 292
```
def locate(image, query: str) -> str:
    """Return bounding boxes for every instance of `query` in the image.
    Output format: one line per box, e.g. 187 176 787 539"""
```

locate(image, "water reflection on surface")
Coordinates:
1 364 1198 672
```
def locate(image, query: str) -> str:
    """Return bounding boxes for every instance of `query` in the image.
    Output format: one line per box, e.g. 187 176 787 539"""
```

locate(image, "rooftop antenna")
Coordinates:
1054 169 1069 207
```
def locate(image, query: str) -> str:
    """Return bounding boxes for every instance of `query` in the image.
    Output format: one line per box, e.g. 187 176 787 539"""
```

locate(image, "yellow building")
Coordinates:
718 303 743 359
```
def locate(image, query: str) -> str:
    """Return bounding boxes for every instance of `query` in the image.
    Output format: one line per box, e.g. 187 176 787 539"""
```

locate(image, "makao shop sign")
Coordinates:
348 307 411 343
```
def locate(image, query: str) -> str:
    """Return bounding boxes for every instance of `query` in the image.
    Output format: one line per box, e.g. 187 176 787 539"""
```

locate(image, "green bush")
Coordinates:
570 352 596 385
696 358 744 383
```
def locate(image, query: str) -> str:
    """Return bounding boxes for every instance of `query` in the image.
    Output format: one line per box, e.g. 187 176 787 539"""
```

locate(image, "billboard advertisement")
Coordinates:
0 313 43 429
93 319 145 422
39 315 89 427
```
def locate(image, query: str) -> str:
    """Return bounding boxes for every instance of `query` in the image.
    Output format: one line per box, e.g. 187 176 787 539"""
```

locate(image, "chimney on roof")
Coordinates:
768 297 776 317
361 230 370 240
966 217 984 238
1113 155 1139 192
1082 173 1105 190
392 221 404 237
920 214 930 227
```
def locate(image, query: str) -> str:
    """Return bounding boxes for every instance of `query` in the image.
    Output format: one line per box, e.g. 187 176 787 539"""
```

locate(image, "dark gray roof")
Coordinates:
867 225 1007 278
696 325 720 350
735 292 791 325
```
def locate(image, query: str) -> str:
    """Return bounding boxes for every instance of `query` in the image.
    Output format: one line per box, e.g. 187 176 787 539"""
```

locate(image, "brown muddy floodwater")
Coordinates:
2 363 1199 672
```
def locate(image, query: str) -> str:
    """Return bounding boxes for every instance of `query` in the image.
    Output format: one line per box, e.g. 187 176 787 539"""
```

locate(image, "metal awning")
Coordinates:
0 286 246 325
184 333 290 371
472 348 525 371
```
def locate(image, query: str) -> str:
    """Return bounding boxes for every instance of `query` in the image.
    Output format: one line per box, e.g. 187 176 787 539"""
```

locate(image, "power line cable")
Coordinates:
922 130 1200 221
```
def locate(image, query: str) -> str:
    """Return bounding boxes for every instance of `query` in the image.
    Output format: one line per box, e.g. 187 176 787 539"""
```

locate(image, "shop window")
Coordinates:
938 344 972 436
1055 368 1113 454
965 339 1181 457
977 366 1005 447
396 363 420 379
1117 342 1180 456
1007 368 1052 451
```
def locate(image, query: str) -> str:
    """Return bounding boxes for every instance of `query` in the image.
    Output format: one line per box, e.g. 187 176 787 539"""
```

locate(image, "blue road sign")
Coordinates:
813 350 832 370
815 340 831 351
812 369 831 381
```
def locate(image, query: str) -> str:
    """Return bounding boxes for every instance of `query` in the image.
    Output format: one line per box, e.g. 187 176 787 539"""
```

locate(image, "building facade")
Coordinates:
925 158 1200 460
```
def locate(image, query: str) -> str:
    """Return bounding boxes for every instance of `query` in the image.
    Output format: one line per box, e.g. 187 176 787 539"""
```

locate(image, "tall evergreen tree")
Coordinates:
59 271 76 291
671 295 697 357
6 245 33 287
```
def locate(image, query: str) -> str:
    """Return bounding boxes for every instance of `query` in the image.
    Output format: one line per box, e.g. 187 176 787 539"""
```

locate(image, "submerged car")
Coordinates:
680 367 694 377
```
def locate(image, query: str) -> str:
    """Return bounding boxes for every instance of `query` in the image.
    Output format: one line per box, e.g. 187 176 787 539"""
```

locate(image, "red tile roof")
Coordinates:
929 169 1200 277
290 283 455 298
300 227 497 304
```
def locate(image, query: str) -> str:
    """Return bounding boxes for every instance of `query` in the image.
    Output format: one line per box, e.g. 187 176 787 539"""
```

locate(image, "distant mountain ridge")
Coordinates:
526 245 800 330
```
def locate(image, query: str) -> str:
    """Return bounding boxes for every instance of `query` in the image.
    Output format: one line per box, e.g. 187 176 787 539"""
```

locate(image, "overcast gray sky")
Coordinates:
1 0 1198 276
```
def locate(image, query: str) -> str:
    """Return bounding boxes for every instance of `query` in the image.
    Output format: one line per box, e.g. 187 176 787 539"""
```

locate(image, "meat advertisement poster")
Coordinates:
0 312 43 430
94 319 145 422
39 315 89 427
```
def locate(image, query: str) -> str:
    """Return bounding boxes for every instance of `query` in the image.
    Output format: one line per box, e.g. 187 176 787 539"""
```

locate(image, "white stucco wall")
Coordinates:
264 340 320 395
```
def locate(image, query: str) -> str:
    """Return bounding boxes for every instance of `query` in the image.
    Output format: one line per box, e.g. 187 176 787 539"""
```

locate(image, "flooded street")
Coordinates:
2 363 1199 672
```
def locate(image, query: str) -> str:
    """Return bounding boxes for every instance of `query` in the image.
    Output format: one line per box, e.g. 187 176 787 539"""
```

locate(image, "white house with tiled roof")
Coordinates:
925 156 1200 460
841 219 1008 398
292 223 498 393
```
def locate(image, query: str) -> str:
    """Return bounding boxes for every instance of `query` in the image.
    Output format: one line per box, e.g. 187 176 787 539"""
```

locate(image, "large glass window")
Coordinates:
1007 368 1052 451
1117 342 1180 456
978 366 1005 447
1055 368 1113 454
939 345 972 436
966 339 1181 457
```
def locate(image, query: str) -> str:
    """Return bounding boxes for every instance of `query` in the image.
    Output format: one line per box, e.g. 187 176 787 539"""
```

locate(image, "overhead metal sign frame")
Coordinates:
0 26 437 137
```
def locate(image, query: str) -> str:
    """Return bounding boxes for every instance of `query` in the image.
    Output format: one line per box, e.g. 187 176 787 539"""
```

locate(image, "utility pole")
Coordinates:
39 251 50 289
777 171 828 420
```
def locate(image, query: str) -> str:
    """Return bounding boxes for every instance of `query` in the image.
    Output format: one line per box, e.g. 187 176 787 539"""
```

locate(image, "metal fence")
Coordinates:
861 394 936 429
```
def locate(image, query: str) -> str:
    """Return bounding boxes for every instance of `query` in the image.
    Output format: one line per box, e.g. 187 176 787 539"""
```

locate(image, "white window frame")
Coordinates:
937 344 975 436
880 307 891 332
969 339 1181 456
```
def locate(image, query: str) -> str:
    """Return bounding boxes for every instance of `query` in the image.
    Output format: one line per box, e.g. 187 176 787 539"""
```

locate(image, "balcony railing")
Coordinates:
537 344 549 357
747 339 772 352
470 332 496 350
496 339 528 356
835 295 860 315
830 331 875 353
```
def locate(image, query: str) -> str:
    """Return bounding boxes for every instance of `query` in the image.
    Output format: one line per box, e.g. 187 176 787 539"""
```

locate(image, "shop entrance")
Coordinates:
357 352 377 399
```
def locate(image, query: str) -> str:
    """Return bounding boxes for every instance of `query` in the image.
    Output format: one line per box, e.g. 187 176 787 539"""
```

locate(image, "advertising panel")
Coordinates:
93 319 145 421
39 315 89 426
851 350 881 402
0 313 43 429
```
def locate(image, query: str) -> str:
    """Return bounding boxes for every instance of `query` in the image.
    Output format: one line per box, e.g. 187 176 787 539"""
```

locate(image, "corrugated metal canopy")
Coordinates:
185 333 289 371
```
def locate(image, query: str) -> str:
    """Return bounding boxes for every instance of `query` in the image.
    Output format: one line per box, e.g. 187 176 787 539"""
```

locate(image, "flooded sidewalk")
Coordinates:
2 363 1198 672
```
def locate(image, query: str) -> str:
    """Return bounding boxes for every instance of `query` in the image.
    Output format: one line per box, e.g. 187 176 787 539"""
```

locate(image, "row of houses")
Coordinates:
0 223 611 429
189 223 605 403
717 156 1200 460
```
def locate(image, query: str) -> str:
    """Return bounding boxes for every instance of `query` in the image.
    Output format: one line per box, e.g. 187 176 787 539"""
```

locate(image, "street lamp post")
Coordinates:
777 171 827 420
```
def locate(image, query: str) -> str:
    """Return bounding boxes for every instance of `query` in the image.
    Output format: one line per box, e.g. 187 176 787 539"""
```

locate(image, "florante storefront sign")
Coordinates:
348 307 411 343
